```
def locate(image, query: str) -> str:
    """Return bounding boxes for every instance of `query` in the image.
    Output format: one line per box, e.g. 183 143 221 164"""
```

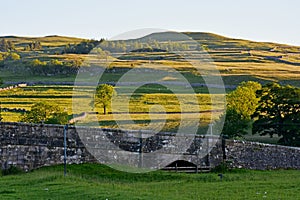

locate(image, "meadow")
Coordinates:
0 163 299 199
0 84 224 134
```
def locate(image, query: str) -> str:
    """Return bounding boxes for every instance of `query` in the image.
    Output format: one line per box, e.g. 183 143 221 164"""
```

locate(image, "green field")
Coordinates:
0 84 224 134
0 163 299 199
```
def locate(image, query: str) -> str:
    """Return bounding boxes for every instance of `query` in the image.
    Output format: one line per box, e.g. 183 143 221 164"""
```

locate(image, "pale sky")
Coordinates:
1 0 300 45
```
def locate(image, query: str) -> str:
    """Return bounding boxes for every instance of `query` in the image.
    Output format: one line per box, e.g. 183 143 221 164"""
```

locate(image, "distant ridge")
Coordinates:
0 32 299 49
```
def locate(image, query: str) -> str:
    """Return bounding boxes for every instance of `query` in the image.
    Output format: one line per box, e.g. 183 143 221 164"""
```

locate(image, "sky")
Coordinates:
1 0 300 45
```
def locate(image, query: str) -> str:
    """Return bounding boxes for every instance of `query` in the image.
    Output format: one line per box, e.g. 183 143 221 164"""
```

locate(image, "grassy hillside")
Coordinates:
0 163 299 199
1 32 299 86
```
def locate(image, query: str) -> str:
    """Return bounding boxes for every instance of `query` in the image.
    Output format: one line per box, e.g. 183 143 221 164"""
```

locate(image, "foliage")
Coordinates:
93 84 115 114
49 59 63 66
20 102 68 124
7 52 21 60
0 106 2 122
24 41 42 51
31 59 47 66
63 39 102 54
211 161 231 173
217 108 251 138
99 39 190 53
216 81 261 138
253 83 300 146
0 78 2 122
1 165 23 176
227 81 262 119
0 39 15 52
27 58 80 76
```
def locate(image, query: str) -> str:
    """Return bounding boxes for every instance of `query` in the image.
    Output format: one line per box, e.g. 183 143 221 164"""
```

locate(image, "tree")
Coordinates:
8 52 20 60
20 102 68 124
253 83 300 146
63 39 102 54
31 59 46 66
215 81 261 139
93 84 115 114
227 81 262 119
217 108 250 138
24 41 42 51
0 39 15 52
49 59 63 66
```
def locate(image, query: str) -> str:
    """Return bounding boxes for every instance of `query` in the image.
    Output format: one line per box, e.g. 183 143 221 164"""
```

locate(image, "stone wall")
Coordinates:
1 122 300 171
0 122 96 171
0 122 222 171
225 140 300 170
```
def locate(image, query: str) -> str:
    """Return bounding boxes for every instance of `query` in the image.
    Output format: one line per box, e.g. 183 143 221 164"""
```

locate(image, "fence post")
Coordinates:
64 124 68 176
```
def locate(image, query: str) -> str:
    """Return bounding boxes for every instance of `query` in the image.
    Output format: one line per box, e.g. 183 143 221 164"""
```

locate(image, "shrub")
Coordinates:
2 166 23 176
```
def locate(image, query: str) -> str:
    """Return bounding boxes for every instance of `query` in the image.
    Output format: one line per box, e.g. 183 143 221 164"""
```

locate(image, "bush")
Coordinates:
211 162 231 173
2 166 23 176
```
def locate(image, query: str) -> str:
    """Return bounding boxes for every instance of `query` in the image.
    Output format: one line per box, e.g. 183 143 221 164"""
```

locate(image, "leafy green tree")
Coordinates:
215 81 261 139
227 81 262 119
253 83 300 146
217 108 251 138
92 84 115 114
20 102 68 124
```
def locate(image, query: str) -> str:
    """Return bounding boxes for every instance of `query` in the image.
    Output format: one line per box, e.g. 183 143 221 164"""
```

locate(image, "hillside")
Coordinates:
0 35 85 47
0 32 300 86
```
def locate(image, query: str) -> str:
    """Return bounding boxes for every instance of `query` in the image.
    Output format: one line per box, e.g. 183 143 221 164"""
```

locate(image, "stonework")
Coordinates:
225 140 300 170
0 122 300 171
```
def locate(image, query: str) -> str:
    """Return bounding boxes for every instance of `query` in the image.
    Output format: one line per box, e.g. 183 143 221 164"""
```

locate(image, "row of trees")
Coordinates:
63 40 102 54
220 81 300 146
24 41 42 51
99 40 190 53
0 39 43 52
27 58 82 76
63 39 194 55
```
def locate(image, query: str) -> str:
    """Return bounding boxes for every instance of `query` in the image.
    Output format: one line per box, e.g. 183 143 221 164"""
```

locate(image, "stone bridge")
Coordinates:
0 122 300 172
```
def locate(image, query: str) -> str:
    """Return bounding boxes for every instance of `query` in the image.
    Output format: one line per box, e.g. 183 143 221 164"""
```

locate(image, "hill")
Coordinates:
0 35 85 47
0 32 299 86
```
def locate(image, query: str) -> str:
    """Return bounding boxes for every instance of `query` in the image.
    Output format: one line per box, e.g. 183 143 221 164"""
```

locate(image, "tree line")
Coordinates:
26 58 83 76
63 39 194 54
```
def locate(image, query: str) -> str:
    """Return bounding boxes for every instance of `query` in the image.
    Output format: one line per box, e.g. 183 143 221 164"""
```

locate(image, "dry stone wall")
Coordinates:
1 122 300 171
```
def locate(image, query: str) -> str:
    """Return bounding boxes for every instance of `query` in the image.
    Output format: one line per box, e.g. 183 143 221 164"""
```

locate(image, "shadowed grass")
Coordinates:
0 163 299 199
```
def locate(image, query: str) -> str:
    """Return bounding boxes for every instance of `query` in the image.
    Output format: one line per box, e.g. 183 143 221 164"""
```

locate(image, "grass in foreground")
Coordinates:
0 163 299 199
